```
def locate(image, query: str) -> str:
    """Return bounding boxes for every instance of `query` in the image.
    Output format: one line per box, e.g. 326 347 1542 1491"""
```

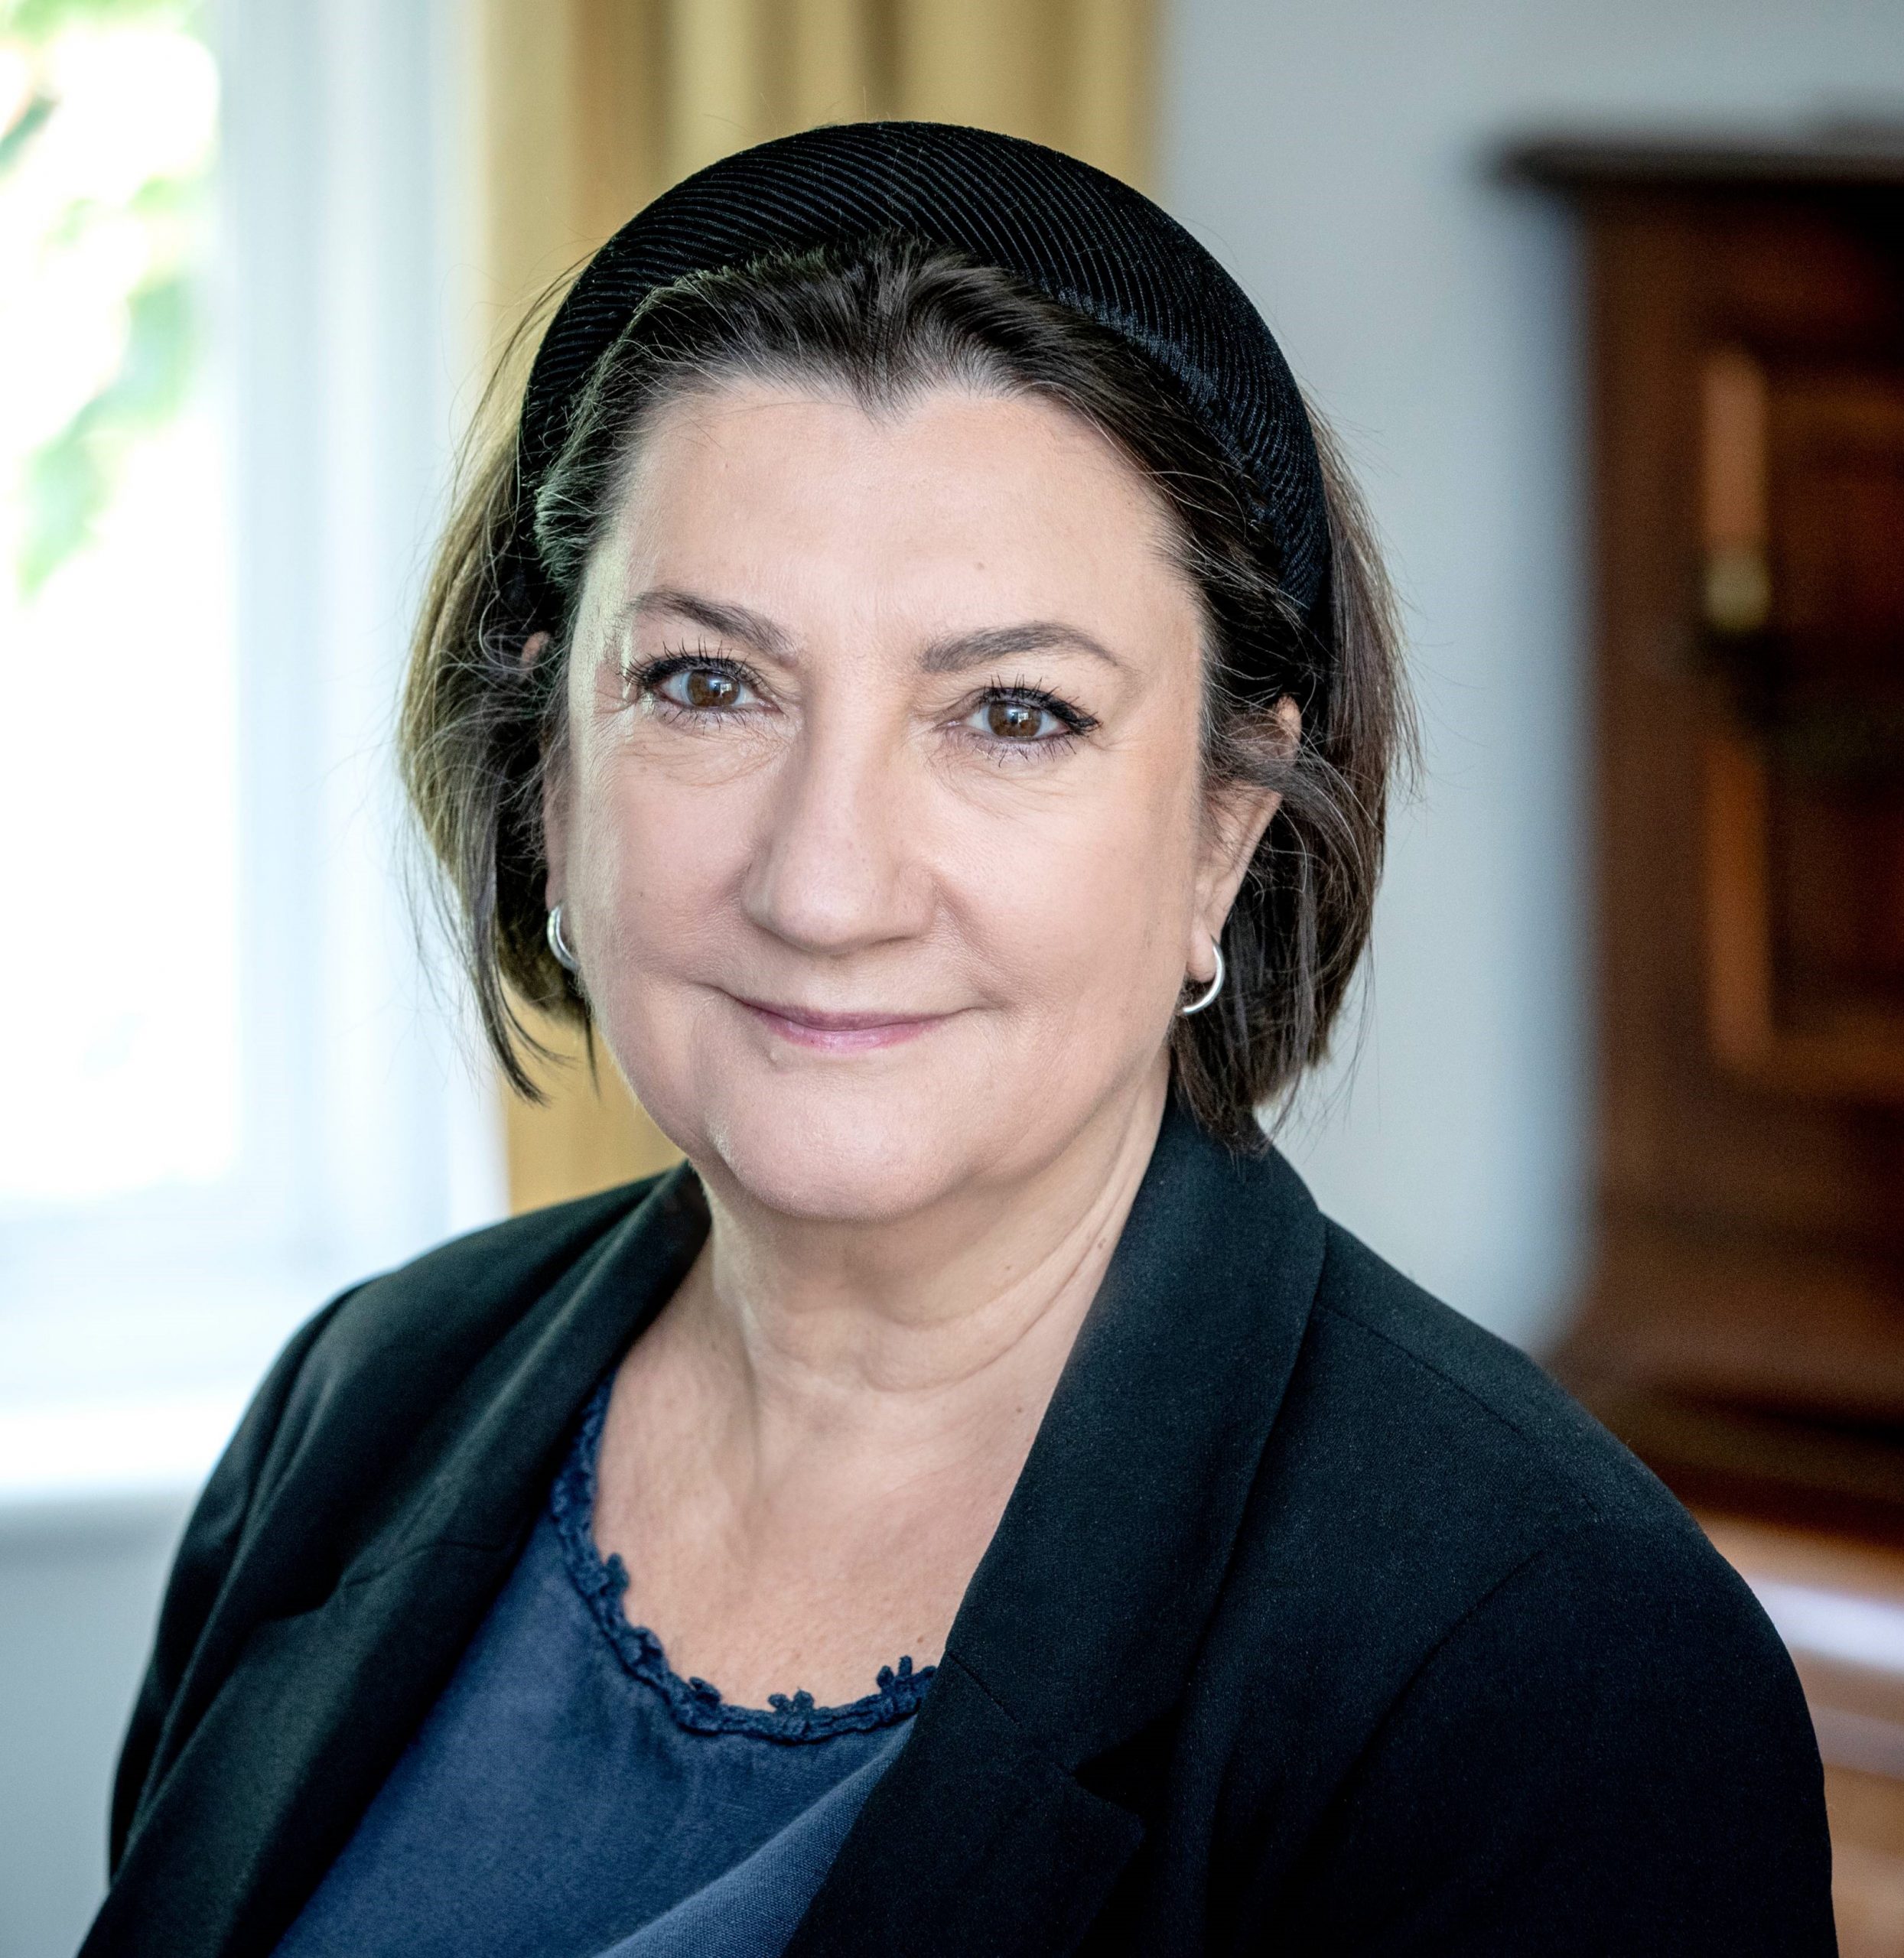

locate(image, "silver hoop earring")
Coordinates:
545 903 581 975
1178 941 1225 1017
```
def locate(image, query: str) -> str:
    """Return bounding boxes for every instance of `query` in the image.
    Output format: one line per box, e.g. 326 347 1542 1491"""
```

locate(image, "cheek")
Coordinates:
948 756 1203 1018
565 747 749 971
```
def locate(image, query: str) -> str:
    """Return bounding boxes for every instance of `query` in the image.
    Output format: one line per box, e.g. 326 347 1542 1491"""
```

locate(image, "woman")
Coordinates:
86 123 1831 1958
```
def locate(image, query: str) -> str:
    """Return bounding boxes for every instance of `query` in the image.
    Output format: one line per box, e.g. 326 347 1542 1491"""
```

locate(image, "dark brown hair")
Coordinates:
402 237 1414 1150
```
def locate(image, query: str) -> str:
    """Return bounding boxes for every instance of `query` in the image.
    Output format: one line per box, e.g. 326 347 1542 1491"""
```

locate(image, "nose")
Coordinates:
740 702 936 958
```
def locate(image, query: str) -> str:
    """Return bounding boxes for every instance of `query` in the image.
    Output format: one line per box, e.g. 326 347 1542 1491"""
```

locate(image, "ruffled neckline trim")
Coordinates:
549 1379 936 1742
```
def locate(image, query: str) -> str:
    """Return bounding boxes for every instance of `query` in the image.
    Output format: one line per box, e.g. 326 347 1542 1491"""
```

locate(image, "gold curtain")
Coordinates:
478 0 1156 1215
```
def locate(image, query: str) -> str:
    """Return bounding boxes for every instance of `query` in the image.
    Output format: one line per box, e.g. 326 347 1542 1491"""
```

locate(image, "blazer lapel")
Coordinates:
85 1166 711 1958
786 1656 1146 1958
786 1091 1326 1957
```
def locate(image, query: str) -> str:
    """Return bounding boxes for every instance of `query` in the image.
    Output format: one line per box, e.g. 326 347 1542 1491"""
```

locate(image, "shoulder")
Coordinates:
109 1172 673 1861
297 1175 663 1393
1298 1216 1694 1540
1202 1219 1830 1945
236 1172 671 1527
1214 1212 1810 1782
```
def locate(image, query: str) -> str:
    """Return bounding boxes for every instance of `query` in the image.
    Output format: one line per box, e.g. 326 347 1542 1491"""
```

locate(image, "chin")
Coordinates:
673 1072 1010 1225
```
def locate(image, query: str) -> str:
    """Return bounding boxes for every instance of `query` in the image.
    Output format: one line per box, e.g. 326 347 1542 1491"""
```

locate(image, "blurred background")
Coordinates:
2 0 1903 1951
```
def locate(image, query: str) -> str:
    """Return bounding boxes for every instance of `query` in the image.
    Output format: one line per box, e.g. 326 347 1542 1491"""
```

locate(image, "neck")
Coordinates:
666 1062 1171 1477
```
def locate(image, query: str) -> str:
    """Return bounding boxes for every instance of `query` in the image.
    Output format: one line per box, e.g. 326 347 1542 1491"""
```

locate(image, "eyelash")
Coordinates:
623 649 757 721
623 649 1099 762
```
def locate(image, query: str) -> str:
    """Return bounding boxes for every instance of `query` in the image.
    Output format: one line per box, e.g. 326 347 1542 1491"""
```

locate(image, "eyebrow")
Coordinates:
918 621 1124 674
625 588 1123 675
627 588 793 658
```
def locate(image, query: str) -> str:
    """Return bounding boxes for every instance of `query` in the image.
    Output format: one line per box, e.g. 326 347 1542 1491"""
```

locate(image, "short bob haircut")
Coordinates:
402 236 1414 1153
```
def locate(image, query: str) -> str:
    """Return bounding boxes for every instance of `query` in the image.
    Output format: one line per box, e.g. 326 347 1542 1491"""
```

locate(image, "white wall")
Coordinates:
1164 0 1904 1352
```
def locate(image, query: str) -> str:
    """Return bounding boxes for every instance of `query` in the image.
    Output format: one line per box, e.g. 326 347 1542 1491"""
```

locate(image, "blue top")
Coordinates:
275 1384 933 1958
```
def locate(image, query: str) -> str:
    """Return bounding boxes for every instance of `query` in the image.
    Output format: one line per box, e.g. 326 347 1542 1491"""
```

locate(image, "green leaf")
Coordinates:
16 272 201 594
3 0 200 43
0 86 54 175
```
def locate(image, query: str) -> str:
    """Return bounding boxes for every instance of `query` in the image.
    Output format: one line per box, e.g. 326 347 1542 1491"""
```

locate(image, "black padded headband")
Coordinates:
516 119 1330 617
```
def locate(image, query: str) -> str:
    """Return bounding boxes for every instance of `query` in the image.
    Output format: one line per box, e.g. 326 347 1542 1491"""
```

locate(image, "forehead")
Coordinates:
587 379 1195 639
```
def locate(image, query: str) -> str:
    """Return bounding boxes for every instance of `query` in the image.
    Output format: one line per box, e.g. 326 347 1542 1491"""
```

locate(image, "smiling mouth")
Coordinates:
731 995 949 1052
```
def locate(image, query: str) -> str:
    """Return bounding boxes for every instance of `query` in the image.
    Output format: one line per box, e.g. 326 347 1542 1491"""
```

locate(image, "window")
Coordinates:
0 0 502 1501
1 5 233 1205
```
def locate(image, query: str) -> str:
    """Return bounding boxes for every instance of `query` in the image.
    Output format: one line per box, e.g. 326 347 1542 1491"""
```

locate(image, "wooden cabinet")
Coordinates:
1512 142 1904 1524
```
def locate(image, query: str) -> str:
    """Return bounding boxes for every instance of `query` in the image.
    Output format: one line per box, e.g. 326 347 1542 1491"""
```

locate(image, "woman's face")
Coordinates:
546 380 1278 1222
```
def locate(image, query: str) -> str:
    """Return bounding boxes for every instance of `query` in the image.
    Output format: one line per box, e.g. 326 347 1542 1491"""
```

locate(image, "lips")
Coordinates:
731 995 946 1052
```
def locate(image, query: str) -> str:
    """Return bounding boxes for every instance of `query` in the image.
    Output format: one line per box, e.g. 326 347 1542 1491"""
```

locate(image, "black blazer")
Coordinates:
86 1094 1834 1957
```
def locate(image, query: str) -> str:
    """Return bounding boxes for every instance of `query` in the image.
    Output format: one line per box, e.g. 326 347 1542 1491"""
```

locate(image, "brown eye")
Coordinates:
652 662 753 713
984 698 1054 741
682 668 738 709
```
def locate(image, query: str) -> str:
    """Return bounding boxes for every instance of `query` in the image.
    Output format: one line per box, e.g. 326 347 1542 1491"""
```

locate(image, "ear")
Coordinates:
522 631 568 909
1190 698 1301 964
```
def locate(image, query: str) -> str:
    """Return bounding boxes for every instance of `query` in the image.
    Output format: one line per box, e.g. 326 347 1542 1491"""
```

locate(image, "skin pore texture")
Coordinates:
540 380 1290 1708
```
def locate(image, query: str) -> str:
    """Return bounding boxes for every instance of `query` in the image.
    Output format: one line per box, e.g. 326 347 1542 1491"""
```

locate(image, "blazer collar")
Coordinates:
785 1089 1326 1956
